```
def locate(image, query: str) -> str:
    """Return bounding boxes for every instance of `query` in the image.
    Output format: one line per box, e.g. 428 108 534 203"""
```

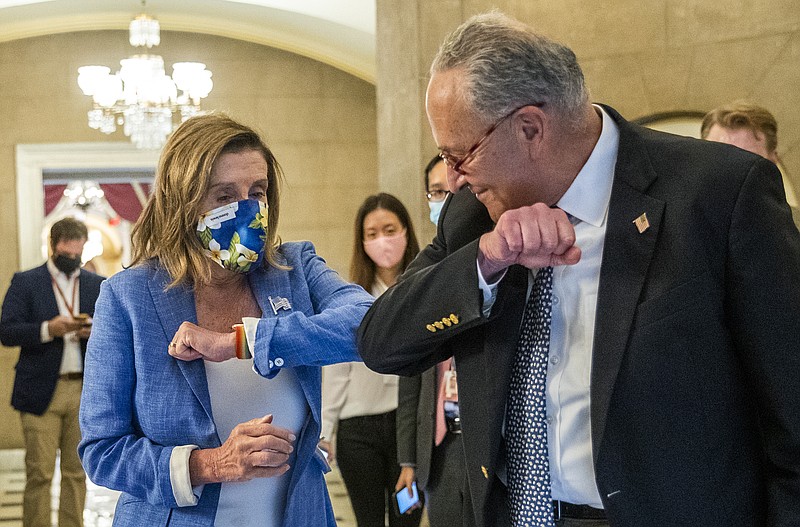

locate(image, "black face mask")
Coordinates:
53 254 81 275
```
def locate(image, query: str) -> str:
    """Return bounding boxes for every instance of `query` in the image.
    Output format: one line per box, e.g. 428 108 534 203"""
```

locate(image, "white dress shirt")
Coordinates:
480 106 619 508
44 259 83 374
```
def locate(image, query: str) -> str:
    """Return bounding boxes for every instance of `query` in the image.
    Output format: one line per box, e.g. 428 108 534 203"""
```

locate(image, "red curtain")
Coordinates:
44 183 151 223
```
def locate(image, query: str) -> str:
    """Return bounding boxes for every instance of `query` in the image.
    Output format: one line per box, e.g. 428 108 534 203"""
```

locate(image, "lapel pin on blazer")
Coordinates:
269 295 292 315
633 213 650 234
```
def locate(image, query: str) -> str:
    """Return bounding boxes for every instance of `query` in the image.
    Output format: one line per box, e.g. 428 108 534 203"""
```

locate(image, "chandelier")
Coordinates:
77 6 213 150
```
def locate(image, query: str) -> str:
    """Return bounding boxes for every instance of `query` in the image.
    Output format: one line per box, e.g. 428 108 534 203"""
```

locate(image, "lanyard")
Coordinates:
52 275 78 316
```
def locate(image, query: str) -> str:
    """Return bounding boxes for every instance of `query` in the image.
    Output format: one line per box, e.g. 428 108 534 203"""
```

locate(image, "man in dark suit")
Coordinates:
359 11 800 527
1 217 104 527
395 155 473 527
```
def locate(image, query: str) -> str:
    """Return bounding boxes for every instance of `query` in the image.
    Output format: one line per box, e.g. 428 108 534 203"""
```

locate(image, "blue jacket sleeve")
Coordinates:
253 242 374 378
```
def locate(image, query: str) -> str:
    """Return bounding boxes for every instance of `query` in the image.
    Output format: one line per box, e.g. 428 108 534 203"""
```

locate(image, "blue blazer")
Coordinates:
79 241 374 526
0 263 104 415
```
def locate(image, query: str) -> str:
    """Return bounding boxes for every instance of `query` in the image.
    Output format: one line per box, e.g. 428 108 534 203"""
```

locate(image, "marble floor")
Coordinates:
0 449 358 527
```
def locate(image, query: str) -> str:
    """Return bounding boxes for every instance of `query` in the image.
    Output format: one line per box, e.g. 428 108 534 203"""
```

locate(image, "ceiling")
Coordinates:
0 0 377 82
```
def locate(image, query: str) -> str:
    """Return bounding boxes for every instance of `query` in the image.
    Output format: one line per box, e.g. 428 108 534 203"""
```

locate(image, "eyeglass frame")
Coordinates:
425 189 450 202
438 103 542 175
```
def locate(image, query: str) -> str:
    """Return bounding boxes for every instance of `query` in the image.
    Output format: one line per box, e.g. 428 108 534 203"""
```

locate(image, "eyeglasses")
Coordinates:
438 103 540 175
425 189 450 202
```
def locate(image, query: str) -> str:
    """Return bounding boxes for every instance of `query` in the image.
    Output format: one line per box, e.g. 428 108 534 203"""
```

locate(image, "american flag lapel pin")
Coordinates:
269 296 292 315
632 213 650 234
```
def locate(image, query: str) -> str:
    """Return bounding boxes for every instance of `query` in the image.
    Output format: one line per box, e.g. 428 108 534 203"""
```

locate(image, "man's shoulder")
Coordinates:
11 263 49 282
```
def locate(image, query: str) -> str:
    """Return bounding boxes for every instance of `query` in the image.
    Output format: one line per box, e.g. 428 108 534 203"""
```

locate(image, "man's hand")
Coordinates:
394 466 422 513
168 321 236 362
478 203 581 281
48 315 82 338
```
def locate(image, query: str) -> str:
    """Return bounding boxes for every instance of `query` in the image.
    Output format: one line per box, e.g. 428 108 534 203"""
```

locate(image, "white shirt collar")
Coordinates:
557 105 619 228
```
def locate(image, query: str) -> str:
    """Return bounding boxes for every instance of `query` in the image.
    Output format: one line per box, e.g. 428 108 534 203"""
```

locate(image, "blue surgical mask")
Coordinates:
196 199 268 274
428 199 445 226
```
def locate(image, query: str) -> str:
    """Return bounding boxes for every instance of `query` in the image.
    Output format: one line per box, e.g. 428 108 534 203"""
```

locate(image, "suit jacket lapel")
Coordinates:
147 269 213 420
591 108 664 458
38 264 60 316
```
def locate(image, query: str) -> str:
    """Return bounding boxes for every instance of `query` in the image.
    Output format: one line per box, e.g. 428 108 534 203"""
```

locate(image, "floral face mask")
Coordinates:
196 199 268 274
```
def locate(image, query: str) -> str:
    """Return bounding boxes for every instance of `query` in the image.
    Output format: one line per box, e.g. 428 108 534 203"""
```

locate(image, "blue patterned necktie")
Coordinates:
506 266 555 526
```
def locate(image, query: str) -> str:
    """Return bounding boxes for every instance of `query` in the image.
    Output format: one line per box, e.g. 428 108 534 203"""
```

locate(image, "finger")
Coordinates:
251 449 291 467
251 434 294 455
553 214 577 256
551 245 582 266
250 423 296 444
249 464 291 480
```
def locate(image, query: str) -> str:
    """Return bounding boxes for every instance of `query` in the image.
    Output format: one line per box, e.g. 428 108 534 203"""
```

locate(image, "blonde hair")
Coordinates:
701 100 778 154
130 112 285 288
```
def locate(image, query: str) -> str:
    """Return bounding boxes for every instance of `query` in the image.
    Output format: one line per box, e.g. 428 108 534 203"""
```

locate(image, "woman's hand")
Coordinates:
168 321 236 362
189 414 296 485
318 439 336 466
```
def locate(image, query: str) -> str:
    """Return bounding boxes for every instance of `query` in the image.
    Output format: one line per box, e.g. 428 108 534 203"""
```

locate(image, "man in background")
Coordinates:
0 217 104 527
395 155 473 527
701 100 780 163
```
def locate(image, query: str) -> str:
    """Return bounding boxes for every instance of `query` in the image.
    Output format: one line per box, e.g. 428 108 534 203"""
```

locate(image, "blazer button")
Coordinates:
481 466 489 479
274 357 284 367
426 324 437 332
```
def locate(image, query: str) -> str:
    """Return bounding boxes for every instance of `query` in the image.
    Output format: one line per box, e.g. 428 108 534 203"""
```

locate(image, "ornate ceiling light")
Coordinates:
77 3 213 150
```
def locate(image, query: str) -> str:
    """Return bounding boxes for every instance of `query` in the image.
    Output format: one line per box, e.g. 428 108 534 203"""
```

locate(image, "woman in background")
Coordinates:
79 113 374 526
321 193 421 527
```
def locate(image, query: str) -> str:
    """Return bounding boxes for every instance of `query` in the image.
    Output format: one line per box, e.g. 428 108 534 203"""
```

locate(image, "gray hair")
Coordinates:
431 11 589 124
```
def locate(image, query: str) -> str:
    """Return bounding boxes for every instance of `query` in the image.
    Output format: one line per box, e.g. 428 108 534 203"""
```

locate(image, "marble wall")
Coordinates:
376 0 800 240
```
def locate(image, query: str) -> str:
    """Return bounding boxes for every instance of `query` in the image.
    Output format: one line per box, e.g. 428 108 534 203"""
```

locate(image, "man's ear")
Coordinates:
515 105 546 154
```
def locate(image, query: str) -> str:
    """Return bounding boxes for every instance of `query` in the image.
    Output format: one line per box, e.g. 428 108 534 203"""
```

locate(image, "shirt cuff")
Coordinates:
170 444 202 507
41 322 53 343
400 462 416 468
242 317 261 373
476 260 506 317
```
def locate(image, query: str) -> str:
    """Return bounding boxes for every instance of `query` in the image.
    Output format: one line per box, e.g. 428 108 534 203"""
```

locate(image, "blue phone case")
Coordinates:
395 482 420 514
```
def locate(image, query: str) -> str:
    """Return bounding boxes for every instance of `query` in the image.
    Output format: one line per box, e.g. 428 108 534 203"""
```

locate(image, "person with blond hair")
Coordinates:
701 100 779 163
79 112 374 526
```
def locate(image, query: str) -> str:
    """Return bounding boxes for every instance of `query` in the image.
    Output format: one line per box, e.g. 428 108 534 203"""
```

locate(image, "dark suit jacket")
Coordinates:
0 263 104 415
359 106 800 527
396 367 437 490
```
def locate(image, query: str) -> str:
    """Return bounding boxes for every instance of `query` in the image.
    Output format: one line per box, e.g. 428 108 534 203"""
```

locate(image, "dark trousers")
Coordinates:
427 432 475 527
337 410 421 527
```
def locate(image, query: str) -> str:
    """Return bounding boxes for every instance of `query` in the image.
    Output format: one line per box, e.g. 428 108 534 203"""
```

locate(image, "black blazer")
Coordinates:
359 106 800 527
0 263 104 415
396 367 437 490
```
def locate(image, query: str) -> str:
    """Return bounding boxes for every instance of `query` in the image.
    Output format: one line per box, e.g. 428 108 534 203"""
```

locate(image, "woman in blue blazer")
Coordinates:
79 113 374 526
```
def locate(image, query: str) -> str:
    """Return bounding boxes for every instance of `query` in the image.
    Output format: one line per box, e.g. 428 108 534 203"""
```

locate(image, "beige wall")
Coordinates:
376 0 800 237
0 30 377 448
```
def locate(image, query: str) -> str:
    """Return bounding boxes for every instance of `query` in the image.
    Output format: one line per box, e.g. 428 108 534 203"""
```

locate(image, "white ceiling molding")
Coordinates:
0 0 376 83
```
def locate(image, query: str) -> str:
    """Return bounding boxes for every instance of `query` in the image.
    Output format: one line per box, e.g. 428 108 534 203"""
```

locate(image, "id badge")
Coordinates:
443 369 458 401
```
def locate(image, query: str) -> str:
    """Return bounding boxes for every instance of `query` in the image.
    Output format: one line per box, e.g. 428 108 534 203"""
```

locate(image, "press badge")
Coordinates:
443 369 458 401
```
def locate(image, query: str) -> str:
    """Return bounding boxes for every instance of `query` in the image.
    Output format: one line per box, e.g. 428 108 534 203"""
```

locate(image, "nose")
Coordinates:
446 164 467 193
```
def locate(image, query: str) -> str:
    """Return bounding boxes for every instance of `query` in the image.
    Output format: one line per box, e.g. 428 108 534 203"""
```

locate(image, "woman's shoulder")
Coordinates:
276 240 318 266
103 261 169 290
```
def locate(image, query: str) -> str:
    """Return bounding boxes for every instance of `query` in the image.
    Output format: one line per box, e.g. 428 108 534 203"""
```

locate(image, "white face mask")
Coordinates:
428 200 445 226
363 230 407 269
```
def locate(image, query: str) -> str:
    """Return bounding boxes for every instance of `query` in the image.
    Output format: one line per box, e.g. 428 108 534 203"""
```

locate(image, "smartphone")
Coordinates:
392 482 420 516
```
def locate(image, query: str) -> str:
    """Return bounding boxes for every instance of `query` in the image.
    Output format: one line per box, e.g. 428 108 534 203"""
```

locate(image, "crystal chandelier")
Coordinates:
77 6 213 150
